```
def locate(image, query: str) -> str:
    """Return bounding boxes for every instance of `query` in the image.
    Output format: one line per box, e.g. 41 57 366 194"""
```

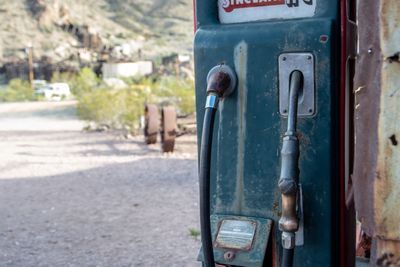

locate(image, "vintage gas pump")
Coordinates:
194 0 352 266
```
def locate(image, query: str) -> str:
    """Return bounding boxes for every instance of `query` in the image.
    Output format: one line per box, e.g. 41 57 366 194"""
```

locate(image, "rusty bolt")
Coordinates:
319 35 329 43
224 251 235 262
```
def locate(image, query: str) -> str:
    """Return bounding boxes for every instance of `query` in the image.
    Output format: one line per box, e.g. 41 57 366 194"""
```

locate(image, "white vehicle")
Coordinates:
35 83 71 101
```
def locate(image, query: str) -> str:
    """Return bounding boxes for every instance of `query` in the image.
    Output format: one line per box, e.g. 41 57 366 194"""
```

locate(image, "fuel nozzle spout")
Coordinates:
199 65 237 267
279 70 303 267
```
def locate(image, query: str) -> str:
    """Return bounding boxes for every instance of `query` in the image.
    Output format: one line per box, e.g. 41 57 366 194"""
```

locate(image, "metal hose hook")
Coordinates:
199 65 237 267
279 70 303 267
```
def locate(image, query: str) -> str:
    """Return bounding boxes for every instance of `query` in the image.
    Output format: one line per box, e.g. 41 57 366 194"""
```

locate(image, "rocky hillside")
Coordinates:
0 0 194 62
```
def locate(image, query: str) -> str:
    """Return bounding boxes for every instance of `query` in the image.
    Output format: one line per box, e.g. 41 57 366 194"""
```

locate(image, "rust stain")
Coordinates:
375 60 400 240
353 0 380 237
375 0 400 242
375 239 400 266
380 0 400 58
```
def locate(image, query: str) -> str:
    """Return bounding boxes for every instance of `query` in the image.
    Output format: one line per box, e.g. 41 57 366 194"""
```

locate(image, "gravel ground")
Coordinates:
0 101 201 267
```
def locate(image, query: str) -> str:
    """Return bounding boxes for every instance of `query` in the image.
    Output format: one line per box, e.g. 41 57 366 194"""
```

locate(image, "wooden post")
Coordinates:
27 46 34 89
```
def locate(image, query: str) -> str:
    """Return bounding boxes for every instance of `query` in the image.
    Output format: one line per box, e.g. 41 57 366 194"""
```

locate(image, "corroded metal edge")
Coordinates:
354 0 400 262
353 0 380 239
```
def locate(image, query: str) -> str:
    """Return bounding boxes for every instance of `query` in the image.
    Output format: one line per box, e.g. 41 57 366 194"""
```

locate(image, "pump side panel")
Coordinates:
195 18 339 266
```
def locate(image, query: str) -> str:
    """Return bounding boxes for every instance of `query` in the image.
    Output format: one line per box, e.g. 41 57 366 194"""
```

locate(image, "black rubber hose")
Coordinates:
287 70 303 133
282 248 294 267
199 107 217 267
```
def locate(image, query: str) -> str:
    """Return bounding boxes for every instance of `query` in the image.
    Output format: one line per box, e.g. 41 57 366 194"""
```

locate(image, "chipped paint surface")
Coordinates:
353 0 380 238
375 61 400 240
376 239 400 266
355 0 400 260
375 0 400 241
233 41 248 213
380 0 400 58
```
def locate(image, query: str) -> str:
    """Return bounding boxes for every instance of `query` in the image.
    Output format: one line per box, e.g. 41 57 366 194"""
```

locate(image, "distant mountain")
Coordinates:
0 0 194 62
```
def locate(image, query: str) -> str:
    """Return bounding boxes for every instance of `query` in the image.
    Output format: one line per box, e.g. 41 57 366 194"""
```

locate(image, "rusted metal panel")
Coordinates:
354 0 400 261
353 0 380 238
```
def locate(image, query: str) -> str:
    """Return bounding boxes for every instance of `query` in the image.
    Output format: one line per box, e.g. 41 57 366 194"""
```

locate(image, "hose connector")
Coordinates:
206 65 237 98
282 232 296 250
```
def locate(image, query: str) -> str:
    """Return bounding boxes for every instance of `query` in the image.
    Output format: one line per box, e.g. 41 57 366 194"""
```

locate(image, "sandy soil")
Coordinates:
0 101 201 267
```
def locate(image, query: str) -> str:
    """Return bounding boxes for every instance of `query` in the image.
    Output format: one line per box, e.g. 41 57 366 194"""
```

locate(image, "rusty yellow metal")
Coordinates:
374 0 400 261
355 0 400 262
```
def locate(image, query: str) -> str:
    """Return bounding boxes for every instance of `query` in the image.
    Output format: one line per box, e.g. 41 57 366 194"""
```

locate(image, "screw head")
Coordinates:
224 251 235 261
319 35 329 43
282 57 287 61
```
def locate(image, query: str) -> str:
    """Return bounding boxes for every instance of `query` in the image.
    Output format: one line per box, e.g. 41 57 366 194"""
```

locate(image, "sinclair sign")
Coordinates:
219 0 316 24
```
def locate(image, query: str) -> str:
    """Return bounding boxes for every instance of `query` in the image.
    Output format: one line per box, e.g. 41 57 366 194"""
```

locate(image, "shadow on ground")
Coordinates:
0 158 201 267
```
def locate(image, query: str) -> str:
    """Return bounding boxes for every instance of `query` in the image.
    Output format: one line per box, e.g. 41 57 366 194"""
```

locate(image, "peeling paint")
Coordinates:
375 60 400 241
354 0 400 259
375 0 400 242
355 86 365 94
380 0 400 57
233 41 248 213
375 239 400 266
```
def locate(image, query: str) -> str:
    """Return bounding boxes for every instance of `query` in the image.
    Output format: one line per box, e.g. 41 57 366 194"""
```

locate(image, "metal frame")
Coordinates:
279 53 315 117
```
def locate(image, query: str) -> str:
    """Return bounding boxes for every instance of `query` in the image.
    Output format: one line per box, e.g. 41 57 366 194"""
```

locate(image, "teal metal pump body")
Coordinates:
194 1 341 266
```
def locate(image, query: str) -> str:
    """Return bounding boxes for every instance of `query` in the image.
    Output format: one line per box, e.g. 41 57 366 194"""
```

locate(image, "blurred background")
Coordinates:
0 0 200 266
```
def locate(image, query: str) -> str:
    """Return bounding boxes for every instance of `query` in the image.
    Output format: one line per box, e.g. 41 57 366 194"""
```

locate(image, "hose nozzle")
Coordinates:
278 71 303 260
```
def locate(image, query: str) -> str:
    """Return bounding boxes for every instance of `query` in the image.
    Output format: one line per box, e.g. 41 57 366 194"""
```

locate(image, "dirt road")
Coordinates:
0 101 201 267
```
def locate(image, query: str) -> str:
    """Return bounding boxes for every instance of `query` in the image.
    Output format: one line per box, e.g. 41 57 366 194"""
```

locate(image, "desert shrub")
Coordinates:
53 68 100 97
77 85 150 132
156 76 195 115
72 68 100 96
0 79 36 102
77 88 116 126
58 68 195 133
